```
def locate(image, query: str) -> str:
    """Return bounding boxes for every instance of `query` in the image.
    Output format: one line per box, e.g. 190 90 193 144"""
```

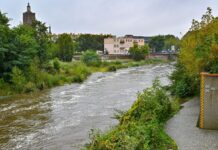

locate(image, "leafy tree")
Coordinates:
0 11 9 25
164 35 180 50
81 50 101 66
200 7 214 28
56 33 75 61
32 21 51 67
149 35 180 52
129 44 149 61
149 35 165 52
12 25 38 70
76 34 111 51
171 7 217 98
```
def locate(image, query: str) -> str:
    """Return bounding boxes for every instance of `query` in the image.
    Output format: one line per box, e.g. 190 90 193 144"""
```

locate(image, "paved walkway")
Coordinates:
165 97 218 150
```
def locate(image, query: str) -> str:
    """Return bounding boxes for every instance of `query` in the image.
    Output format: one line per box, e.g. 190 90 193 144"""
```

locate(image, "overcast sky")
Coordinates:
1 0 218 37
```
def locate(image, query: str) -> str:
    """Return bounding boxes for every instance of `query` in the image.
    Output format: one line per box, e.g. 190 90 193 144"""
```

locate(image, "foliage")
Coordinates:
55 33 75 61
171 7 217 98
129 44 149 61
149 35 180 52
53 58 61 71
0 13 51 77
10 67 26 93
31 20 51 67
81 50 101 66
76 34 111 51
149 35 165 52
85 80 179 150
0 11 9 25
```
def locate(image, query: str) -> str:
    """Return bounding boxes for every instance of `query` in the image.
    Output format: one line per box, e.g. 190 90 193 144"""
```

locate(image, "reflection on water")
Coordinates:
0 64 174 150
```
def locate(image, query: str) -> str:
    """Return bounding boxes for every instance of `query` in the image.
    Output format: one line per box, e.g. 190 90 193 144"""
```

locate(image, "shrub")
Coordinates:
170 63 199 98
107 65 117 72
85 80 179 150
81 50 101 66
129 44 149 61
24 82 36 93
53 58 61 71
10 67 26 93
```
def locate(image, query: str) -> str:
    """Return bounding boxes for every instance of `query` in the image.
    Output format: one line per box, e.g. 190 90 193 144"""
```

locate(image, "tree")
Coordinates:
12 25 38 70
56 33 75 62
200 7 214 28
171 7 217 98
81 50 101 66
0 11 12 77
149 35 165 52
0 11 9 25
164 35 180 50
76 34 112 51
129 44 149 61
32 20 51 67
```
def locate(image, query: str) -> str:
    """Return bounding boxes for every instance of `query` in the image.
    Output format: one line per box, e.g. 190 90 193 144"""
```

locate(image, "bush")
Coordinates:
24 82 36 93
129 44 149 61
53 58 61 71
107 65 117 72
81 50 101 66
85 80 179 150
170 63 199 98
10 67 26 93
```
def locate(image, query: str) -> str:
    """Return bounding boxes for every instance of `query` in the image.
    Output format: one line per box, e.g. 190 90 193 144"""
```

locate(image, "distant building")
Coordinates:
104 35 145 55
23 3 36 25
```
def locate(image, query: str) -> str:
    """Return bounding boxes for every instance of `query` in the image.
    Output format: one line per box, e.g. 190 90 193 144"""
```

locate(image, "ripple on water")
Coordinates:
0 64 174 150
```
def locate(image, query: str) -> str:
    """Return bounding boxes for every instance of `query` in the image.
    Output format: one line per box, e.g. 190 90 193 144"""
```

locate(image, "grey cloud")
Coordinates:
1 0 218 37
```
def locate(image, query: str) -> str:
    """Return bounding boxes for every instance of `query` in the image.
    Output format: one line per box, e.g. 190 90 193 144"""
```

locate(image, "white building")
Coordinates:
104 35 145 55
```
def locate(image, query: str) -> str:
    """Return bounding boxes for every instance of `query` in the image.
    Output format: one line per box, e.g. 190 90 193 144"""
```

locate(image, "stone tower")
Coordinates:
23 3 36 25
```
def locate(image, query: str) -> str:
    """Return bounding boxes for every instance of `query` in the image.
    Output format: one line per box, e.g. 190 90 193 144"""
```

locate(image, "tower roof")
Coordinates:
27 2 31 12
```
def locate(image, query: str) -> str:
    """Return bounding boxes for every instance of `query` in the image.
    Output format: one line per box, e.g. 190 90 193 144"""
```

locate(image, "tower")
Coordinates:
23 3 36 25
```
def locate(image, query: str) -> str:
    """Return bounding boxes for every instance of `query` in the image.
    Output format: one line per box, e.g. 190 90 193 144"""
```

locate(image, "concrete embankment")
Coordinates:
166 98 218 150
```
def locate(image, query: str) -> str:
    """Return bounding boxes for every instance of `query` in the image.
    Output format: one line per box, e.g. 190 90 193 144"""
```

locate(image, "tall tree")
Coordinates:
149 35 165 52
32 21 50 67
56 33 75 62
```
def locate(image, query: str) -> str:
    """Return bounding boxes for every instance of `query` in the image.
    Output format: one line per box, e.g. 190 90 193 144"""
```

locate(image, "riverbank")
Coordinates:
0 58 167 99
84 80 179 150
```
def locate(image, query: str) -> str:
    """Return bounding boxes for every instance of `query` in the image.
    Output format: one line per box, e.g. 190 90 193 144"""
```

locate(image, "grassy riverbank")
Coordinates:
84 80 179 150
0 58 166 98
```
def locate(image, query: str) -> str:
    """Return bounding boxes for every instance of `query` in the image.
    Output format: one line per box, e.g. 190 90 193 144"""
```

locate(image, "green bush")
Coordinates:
129 44 149 61
107 65 117 72
24 82 36 93
81 50 101 66
170 63 199 98
10 67 26 93
53 58 61 71
85 80 179 150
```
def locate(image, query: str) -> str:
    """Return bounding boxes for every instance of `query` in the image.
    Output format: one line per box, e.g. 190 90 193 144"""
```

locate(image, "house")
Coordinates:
104 35 145 55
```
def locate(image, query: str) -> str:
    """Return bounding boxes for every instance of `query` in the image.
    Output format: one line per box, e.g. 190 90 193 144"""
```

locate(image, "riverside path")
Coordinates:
166 97 218 150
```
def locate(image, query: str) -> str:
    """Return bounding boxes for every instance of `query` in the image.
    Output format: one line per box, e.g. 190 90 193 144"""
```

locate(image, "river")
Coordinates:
0 64 173 150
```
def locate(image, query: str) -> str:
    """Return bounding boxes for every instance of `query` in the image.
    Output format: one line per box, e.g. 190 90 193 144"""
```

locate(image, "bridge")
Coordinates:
149 52 178 60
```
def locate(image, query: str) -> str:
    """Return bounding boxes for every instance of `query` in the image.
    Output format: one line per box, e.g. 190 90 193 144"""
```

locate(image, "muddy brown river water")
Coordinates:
0 64 173 150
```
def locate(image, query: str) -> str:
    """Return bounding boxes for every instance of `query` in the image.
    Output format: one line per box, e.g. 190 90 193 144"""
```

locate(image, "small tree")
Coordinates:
81 50 101 66
129 44 149 61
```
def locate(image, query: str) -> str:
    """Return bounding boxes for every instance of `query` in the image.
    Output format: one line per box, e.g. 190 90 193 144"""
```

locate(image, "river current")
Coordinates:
0 64 173 150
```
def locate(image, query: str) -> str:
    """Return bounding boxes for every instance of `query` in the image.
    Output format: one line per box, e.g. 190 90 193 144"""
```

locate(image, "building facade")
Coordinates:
104 35 145 55
23 3 36 25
